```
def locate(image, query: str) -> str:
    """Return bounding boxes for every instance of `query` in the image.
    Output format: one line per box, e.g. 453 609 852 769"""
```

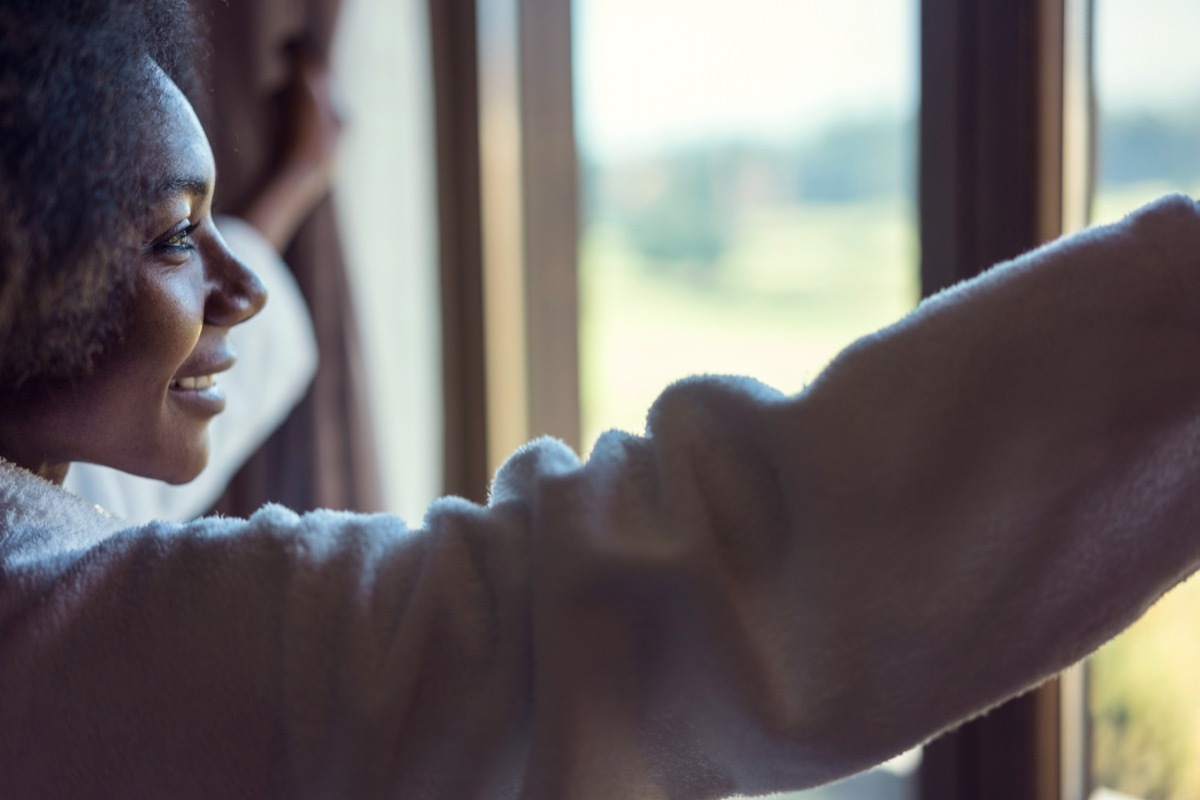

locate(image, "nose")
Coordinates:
203 227 269 327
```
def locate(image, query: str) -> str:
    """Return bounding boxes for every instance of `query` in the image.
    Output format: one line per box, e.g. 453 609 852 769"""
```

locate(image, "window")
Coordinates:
1084 2 1200 798
573 1 921 797
435 0 1200 796
335 0 443 521
574 0 919 451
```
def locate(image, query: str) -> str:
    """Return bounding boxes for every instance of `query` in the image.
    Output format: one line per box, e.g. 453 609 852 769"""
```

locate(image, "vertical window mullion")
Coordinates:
429 0 491 502
517 0 581 451
919 0 1066 794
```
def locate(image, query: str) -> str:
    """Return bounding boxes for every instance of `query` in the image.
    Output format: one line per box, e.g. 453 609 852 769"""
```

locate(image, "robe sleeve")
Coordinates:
4 195 1200 799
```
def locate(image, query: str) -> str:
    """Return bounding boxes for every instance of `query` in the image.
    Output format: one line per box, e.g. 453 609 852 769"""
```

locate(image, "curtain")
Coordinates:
200 0 382 513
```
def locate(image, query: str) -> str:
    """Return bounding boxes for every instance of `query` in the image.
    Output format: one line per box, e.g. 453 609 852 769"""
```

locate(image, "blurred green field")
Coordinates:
1092 573 1200 800
579 186 1198 453
578 198 918 450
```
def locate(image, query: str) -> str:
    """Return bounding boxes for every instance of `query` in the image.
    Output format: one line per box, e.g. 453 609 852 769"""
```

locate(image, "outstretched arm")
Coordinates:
6 197 1200 798
510 194 1200 794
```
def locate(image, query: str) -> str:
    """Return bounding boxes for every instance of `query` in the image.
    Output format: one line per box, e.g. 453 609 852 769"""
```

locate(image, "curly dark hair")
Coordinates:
0 0 203 391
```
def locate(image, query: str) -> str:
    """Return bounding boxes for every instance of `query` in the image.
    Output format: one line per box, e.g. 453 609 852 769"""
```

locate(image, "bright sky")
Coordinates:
574 0 1200 161
573 0 918 159
1095 0 1200 114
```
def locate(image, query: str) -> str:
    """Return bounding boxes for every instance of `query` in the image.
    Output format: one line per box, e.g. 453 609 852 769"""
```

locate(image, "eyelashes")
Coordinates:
155 221 199 253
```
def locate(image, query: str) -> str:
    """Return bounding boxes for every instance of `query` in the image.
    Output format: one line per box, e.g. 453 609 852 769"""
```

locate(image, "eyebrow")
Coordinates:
155 175 212 201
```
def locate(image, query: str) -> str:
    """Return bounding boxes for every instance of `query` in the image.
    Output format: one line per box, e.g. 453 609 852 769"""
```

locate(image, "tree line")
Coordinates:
583 109 1200 270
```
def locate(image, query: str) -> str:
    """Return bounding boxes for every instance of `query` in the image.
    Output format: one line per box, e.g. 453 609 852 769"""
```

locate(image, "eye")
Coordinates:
156 221 199 253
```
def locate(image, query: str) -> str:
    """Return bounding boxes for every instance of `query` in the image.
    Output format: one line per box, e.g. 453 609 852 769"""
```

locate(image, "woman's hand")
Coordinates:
242 55 345 253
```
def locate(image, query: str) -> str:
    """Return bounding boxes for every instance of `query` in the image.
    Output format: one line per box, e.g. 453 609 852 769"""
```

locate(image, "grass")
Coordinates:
578 198 918 450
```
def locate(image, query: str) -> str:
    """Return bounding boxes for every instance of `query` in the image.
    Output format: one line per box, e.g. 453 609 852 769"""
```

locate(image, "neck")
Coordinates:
0 454 69 485
0 397 69 485
0 438 69 485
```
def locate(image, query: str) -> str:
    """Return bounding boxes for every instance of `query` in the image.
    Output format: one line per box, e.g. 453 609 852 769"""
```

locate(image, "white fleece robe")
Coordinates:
4 195 1200 799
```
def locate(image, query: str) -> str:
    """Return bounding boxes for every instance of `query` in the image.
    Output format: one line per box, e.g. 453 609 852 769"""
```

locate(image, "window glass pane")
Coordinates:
335 0 442 521
573 1 920 796
1087 2 1200 799
1089 0 1200 225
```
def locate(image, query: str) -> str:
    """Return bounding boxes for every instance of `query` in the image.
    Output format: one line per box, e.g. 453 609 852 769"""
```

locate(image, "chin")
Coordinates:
162 464 207 486
138 433 211 485
163 447 210 485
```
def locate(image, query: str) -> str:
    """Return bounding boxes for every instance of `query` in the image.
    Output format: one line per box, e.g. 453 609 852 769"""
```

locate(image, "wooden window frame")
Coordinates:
919 1 1058 798
476 0 582 475
921 0 1095 797
429 0 491 502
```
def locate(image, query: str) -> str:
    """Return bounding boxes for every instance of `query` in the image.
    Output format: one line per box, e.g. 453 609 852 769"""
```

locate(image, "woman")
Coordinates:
62 52 337 523
4 1 1200 797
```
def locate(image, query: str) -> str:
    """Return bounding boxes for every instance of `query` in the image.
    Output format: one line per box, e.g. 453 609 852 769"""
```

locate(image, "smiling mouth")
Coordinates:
170 374 218 391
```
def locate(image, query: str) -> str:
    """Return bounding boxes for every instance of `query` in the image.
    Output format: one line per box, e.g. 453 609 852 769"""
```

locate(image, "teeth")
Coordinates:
172 374 217 391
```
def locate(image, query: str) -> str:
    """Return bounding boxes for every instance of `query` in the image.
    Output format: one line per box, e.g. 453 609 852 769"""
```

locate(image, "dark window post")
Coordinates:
920 0 1065 798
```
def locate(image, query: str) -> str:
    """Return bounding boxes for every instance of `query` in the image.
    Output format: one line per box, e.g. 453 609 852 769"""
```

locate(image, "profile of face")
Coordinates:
0 66 266 485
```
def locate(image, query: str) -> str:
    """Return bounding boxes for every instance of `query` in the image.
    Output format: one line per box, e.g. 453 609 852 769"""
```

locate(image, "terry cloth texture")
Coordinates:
3 195 1200 798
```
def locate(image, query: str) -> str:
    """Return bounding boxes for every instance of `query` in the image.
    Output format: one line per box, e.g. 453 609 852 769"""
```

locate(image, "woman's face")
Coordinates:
0 67 266 484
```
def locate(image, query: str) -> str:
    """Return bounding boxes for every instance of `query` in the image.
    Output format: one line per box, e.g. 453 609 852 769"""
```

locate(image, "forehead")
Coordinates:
146 64 215 193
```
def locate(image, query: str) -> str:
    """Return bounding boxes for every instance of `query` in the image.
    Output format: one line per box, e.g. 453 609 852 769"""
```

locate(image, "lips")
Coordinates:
170 351 235 390
171 374 218 391
168 350 235 417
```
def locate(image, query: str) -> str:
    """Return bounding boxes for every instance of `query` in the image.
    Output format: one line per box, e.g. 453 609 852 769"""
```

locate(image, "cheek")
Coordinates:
129 272 206 378
71 279 206 475
79 273 205 440
8 268 210 476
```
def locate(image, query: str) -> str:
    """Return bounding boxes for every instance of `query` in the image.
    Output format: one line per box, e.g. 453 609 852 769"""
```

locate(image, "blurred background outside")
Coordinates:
573 0 919 453
574 1 920 797
1087 2 1200 799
